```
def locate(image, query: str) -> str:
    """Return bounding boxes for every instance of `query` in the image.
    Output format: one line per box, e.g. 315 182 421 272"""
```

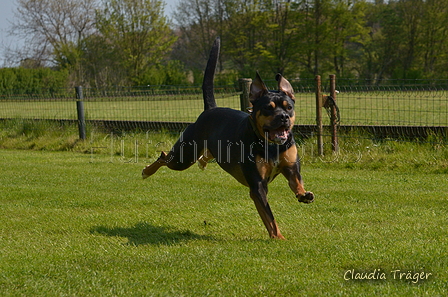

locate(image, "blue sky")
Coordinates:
0 0 19 65
0 0 179 66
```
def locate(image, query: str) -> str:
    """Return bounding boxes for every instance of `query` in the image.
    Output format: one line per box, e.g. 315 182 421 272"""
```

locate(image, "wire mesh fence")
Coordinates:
0 78 447 137
0 85 241 124
334 90 448 126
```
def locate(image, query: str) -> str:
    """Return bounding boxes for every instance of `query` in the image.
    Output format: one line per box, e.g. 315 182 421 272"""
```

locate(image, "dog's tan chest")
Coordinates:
255 155 281 183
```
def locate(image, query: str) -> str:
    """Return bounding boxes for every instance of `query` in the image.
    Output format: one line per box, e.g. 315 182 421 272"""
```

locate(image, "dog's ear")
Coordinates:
250 72 269 103
276 73 295 102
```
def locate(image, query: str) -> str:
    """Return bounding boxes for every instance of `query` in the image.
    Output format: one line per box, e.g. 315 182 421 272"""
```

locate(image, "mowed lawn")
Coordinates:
0 150 447 296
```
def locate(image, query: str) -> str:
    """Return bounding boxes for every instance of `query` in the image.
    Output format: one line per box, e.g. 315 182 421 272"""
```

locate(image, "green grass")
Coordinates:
0 143 447 295
1 119 447 172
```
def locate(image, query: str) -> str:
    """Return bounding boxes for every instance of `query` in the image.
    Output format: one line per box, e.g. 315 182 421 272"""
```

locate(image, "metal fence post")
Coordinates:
315 75 324 156
238 78 252 112
75 86 86 140
329 74 339 152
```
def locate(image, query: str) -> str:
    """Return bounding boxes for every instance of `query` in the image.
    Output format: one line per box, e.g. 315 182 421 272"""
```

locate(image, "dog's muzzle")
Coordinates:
263 113 292 145
264 126 290 144
297 191 314 203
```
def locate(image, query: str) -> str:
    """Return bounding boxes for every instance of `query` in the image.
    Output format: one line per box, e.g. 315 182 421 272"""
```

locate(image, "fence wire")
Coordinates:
0 79 447 138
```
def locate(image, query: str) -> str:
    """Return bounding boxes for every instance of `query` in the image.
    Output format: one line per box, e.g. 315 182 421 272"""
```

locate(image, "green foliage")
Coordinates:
173 0 448 82
9 0 448 87
139 60 189 86
0 68 69 95
95 0 176 86
215 69 240 86
53 41 84 84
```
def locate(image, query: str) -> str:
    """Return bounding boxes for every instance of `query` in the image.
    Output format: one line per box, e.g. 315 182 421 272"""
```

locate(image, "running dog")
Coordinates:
142 37 314 239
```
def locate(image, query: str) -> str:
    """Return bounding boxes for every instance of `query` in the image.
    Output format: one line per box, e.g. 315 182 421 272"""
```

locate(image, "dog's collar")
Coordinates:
249 114 265 141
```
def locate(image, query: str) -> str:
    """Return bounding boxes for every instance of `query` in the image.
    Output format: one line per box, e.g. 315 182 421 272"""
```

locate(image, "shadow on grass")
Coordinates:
90 222 213 246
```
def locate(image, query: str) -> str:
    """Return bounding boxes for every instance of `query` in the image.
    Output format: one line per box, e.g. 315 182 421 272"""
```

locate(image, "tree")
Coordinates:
359 1 406 83
172 0 223 77
10 0 98 84
396 0 424 79
220 0 271 77
10 0 448 87
326 0 370 78
418 0 448 77
244 0 303 77
96 0 176 85
82 33 128 87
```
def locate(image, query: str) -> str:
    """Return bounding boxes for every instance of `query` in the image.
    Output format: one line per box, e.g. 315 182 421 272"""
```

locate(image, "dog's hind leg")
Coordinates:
142 125 203 178
142 151 169 179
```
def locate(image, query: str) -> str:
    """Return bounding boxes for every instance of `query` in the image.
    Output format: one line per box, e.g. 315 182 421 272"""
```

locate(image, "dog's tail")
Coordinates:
202 37 220 110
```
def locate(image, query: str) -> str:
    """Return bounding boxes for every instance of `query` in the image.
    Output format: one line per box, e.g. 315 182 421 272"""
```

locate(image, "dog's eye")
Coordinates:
286 105 293 111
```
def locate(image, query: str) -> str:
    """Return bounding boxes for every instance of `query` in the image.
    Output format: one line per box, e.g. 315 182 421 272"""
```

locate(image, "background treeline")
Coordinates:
4 0 448 89
0 68 69 94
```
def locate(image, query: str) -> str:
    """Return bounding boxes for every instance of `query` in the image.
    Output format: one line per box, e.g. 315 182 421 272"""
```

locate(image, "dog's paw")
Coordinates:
142 166 151 179
297 191 314 204
197 155 207 170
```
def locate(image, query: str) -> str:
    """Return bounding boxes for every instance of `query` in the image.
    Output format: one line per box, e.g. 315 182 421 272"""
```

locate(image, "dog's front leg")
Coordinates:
279 145 314 203
281 163 314 204
249 182 285 239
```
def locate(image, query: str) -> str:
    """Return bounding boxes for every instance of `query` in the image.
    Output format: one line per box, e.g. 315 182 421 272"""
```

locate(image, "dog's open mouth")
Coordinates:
264 126 290 144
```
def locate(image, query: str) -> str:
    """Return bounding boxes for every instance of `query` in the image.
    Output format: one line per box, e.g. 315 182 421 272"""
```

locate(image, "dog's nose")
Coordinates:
280 113 290 122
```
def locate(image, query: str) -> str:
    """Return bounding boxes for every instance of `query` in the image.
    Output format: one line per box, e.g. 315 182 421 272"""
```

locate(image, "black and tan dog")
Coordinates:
142 37 314 239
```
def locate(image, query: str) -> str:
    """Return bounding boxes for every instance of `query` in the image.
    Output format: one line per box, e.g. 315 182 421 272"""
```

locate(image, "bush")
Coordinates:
0 67 69 95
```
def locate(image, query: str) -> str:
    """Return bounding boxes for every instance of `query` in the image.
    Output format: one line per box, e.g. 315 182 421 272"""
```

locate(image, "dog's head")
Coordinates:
250 72 296 145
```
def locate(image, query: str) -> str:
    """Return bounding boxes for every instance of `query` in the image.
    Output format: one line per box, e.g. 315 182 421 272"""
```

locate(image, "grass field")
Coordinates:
1 147 447 296
1 90 447 126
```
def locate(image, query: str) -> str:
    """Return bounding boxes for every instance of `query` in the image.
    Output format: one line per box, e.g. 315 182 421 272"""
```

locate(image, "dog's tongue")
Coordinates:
269 128 289 143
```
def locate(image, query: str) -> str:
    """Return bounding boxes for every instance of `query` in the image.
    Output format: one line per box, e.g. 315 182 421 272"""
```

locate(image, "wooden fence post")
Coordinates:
329 75 339 152
239 78 252 112
315 75 324 156
75 86 86 140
